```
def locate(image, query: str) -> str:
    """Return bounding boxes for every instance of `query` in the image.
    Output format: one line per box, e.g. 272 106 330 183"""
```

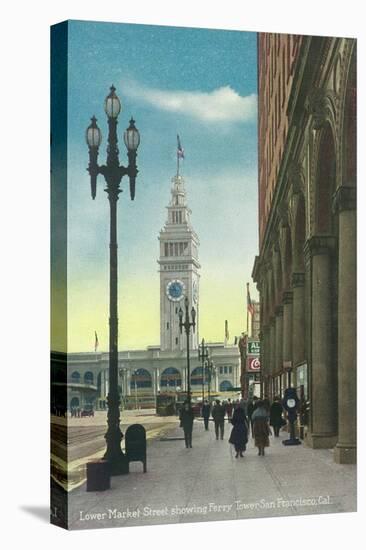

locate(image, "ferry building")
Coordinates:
65 172 240 410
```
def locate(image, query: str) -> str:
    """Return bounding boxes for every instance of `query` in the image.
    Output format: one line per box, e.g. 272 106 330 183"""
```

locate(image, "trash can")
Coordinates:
86 459 110 491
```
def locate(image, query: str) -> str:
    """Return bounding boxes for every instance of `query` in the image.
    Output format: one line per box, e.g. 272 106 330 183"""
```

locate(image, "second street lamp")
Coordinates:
178 297 196 404
207 359 215 404
198 338 209 403
86 85 140 476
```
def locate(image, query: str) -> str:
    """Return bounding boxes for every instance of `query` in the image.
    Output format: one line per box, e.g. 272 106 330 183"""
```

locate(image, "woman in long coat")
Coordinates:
270 396 284 437
229 406 248 458
252 400 270 456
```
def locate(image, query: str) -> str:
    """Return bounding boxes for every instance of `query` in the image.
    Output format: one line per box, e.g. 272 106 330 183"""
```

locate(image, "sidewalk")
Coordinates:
51 409 179 491
67 418 356 529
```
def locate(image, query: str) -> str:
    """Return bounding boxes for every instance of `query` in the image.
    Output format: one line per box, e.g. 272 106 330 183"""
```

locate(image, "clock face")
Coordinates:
193 281 198 303
166 279 185 302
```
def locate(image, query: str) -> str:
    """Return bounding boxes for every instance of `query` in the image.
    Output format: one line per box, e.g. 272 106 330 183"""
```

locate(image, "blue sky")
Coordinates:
65 20 258 351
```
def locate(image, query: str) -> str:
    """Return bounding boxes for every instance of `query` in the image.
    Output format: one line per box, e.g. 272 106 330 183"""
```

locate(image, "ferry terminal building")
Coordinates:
64 173 240 410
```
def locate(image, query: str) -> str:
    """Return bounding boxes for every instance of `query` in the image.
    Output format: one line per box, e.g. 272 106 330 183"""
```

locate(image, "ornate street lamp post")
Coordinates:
198 338 209 403
178 297 196 404
207 359 215 404
86 85 140 475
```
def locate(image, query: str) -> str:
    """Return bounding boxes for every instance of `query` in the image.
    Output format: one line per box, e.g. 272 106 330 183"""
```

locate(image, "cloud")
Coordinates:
124 81 257 123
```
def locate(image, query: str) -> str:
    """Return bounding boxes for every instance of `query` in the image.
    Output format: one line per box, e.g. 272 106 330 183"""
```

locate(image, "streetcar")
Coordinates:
156 392 177 416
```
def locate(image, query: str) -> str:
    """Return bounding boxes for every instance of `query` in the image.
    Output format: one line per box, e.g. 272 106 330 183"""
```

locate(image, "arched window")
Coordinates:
70 397 80 408
130 368 152 389
219 380 234 392
71 371 80 384
191 366 210 386
160 367 182 388
84 371 94 385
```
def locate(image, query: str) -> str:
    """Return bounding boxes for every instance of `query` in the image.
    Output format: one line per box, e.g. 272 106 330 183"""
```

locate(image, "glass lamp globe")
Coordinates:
86 116 102 148
104 85 121 119
124 118 140 151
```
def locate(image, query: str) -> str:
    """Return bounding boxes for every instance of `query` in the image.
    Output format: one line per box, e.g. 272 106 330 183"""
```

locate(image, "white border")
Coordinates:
1 1 364 549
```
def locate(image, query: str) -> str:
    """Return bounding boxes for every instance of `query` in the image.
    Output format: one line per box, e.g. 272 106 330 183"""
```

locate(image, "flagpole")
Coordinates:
177 134 184 177
246 283 250 338
177 134 179 177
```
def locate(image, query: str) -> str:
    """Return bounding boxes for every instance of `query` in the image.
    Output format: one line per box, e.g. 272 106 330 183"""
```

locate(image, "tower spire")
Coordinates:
158 161 200 352
177 134 185 176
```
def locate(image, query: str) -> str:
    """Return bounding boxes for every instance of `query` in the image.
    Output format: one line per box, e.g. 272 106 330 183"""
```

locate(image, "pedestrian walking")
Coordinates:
239 398 248 416
179 401 194 448
247 395 258 436
229 405 249 457
226 399 234 422
252 400 271 456
201 400 211 430
270 396 285 437
247 399 253 436
212 399 226 440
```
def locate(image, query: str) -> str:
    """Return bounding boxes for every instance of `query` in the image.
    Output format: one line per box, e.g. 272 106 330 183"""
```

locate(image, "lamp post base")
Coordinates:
282 438 301 446
282 420 301 446
104 447 129 476
104 425 129 475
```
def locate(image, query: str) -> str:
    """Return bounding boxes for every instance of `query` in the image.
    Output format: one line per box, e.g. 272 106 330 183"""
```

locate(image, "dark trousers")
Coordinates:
214 421 224 439
203 417 209 430
184 429 192 447
274 425 280 437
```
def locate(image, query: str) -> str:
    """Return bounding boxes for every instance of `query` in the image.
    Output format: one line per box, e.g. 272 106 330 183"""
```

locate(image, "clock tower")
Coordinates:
158 174 200 351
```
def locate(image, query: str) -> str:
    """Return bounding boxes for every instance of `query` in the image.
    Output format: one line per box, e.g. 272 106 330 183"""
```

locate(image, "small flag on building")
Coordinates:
247 283 255 316
94 331 99 352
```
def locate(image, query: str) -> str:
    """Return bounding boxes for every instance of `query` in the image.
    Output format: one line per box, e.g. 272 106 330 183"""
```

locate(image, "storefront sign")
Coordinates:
247 357 261 371
247 341 260 355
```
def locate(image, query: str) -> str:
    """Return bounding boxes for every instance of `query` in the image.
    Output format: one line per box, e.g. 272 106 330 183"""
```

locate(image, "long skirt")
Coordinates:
229 424 248 452
252 418 270 448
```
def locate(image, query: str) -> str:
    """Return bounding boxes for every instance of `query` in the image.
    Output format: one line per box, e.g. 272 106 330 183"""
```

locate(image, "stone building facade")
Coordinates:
66 342 240 411
251 301 260 340
252 34 356 464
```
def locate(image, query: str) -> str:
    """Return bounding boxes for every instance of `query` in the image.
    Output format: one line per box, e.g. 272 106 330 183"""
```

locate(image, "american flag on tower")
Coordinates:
94 331 99 352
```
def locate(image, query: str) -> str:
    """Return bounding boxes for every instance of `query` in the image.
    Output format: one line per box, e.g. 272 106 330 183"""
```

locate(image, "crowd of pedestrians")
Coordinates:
179 395 287 455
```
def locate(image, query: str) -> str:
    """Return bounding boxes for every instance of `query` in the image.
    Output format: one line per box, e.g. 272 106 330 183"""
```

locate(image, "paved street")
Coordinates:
67 417 356 530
